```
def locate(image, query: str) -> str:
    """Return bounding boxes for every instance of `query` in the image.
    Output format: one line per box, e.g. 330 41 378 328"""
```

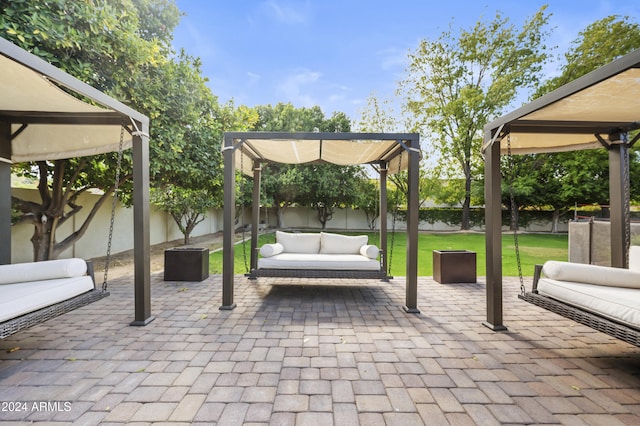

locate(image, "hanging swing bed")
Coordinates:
221 131 422 313
482 47 640 346
0 37 153 336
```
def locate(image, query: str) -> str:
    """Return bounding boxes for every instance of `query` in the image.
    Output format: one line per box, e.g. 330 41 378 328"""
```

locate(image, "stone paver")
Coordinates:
1 272 640 425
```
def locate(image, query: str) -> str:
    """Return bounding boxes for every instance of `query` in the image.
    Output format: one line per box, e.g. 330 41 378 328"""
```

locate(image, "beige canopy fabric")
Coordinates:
0 38 138 163
483 50 640 154
229 132 417 175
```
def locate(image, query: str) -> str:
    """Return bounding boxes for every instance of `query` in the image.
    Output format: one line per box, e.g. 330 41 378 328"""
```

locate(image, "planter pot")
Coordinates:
164 247 209 281
433 250 476 284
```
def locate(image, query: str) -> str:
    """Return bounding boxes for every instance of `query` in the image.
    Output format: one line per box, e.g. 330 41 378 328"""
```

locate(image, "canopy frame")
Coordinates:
482 48 640 331
221 131 421 313
0 37 153 326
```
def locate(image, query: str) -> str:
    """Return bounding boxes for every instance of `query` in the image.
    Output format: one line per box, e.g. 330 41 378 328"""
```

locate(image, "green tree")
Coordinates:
3 0 182 260
401 6 552 230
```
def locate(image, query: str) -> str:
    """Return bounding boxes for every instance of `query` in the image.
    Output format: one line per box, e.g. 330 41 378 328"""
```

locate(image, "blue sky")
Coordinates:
172 1 640 122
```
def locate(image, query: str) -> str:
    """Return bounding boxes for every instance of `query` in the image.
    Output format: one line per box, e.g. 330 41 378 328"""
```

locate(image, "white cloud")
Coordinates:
262 0 309 24
277 69 322 107
376 47 408 71
246 72 262 86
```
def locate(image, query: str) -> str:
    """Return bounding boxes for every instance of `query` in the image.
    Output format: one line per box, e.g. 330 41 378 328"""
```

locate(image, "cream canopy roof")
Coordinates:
226 132 420 175
0 37 145 163
483 48 640 154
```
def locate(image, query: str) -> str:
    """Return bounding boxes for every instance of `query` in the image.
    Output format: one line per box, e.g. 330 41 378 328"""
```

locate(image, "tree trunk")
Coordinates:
551 209 561 233
461 159 472 230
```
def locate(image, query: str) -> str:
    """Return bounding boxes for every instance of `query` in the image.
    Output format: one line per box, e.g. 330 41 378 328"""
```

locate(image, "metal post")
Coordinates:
250 161 261 272
0 122 11 265
608 133 630 268
131 119 153 326
483 130 506 330
379 162 388 279
221 134 237 310
404 137 420 313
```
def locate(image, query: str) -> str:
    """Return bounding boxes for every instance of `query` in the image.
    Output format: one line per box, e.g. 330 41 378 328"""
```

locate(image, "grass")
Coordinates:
209 231 568 277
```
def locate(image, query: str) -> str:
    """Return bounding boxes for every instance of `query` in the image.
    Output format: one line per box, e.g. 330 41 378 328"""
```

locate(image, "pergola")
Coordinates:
483 48 640 331
221 131 422 313
0 37 153 326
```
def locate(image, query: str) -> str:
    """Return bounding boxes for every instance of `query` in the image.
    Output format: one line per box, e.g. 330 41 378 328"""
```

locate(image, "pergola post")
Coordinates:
379 162 388 279
131 120 153 326
403 137 420 314
483 131 506 331
250 160 262 272
221 134 237 310
608 133 630 268
0 121 10 265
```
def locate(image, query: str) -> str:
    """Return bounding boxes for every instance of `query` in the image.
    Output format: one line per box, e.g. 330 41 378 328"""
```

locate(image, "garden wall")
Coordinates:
11 188 569 263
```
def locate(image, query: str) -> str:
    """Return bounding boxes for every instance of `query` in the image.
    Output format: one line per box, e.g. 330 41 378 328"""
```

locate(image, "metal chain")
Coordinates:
506 134 525 295
623 141 632 266
240 150 249 273
388 151 402 276
102 125 125 292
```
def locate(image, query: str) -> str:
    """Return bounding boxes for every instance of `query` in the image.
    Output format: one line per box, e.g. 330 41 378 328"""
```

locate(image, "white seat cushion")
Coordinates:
258 253 380 271
0 276 95 322
537 278 640 329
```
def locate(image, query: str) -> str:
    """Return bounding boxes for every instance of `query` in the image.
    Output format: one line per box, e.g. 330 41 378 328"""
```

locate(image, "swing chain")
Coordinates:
623 142 631 266
240 150 249 273
388 150 402 276
103 125 125 293
506 134 525 295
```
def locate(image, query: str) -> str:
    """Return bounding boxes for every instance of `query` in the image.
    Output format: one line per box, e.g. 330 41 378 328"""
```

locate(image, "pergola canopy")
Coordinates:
222 131 422 313
229 131 416 175
0 37 141 163
0 36 152 326
482 47 640 333
483 49 640 155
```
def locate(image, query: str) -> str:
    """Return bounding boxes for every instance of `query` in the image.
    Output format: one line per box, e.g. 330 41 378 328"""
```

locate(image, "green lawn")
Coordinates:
209 231 568 277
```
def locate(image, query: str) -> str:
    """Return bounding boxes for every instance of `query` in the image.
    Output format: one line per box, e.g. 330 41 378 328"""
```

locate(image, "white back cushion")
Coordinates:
630 246 640 272
320 232 368 254
276 231 321 254
0 258 87 285
542 260 640 289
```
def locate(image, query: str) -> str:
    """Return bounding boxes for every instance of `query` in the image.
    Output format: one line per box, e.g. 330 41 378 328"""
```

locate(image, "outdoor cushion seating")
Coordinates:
257 231 381 271
0 258 96 323
519 245 640 347
533 246 640 329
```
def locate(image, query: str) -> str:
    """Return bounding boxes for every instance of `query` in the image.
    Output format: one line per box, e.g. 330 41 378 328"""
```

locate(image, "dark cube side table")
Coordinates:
164 247 209 281
433 250 477 284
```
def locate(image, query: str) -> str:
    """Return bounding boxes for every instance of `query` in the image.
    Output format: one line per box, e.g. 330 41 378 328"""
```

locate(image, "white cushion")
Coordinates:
276 231 321 254
259 243 285 258
320 232 368 254
0 276 95 322
542 260 640 289
360 244 380 259
0 258 87 285
258 253 380 271
630 246 640 272
537 278 640 329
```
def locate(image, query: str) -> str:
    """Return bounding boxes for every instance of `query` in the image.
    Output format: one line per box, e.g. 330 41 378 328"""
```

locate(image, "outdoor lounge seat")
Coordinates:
520 245 640 346
248 231 389 280
0 258 107 339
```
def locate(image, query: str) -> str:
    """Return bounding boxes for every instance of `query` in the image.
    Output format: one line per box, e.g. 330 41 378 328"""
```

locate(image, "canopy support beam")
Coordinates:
608 132 630 268
379 163 389 277
130 120 153 326
483 129 506 331
403 137 421 313
0 121 10 265
221 134 237 310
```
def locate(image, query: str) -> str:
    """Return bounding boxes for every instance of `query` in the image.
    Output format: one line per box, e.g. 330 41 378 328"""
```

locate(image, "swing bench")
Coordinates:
0 125 126 339
519 246 640 347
